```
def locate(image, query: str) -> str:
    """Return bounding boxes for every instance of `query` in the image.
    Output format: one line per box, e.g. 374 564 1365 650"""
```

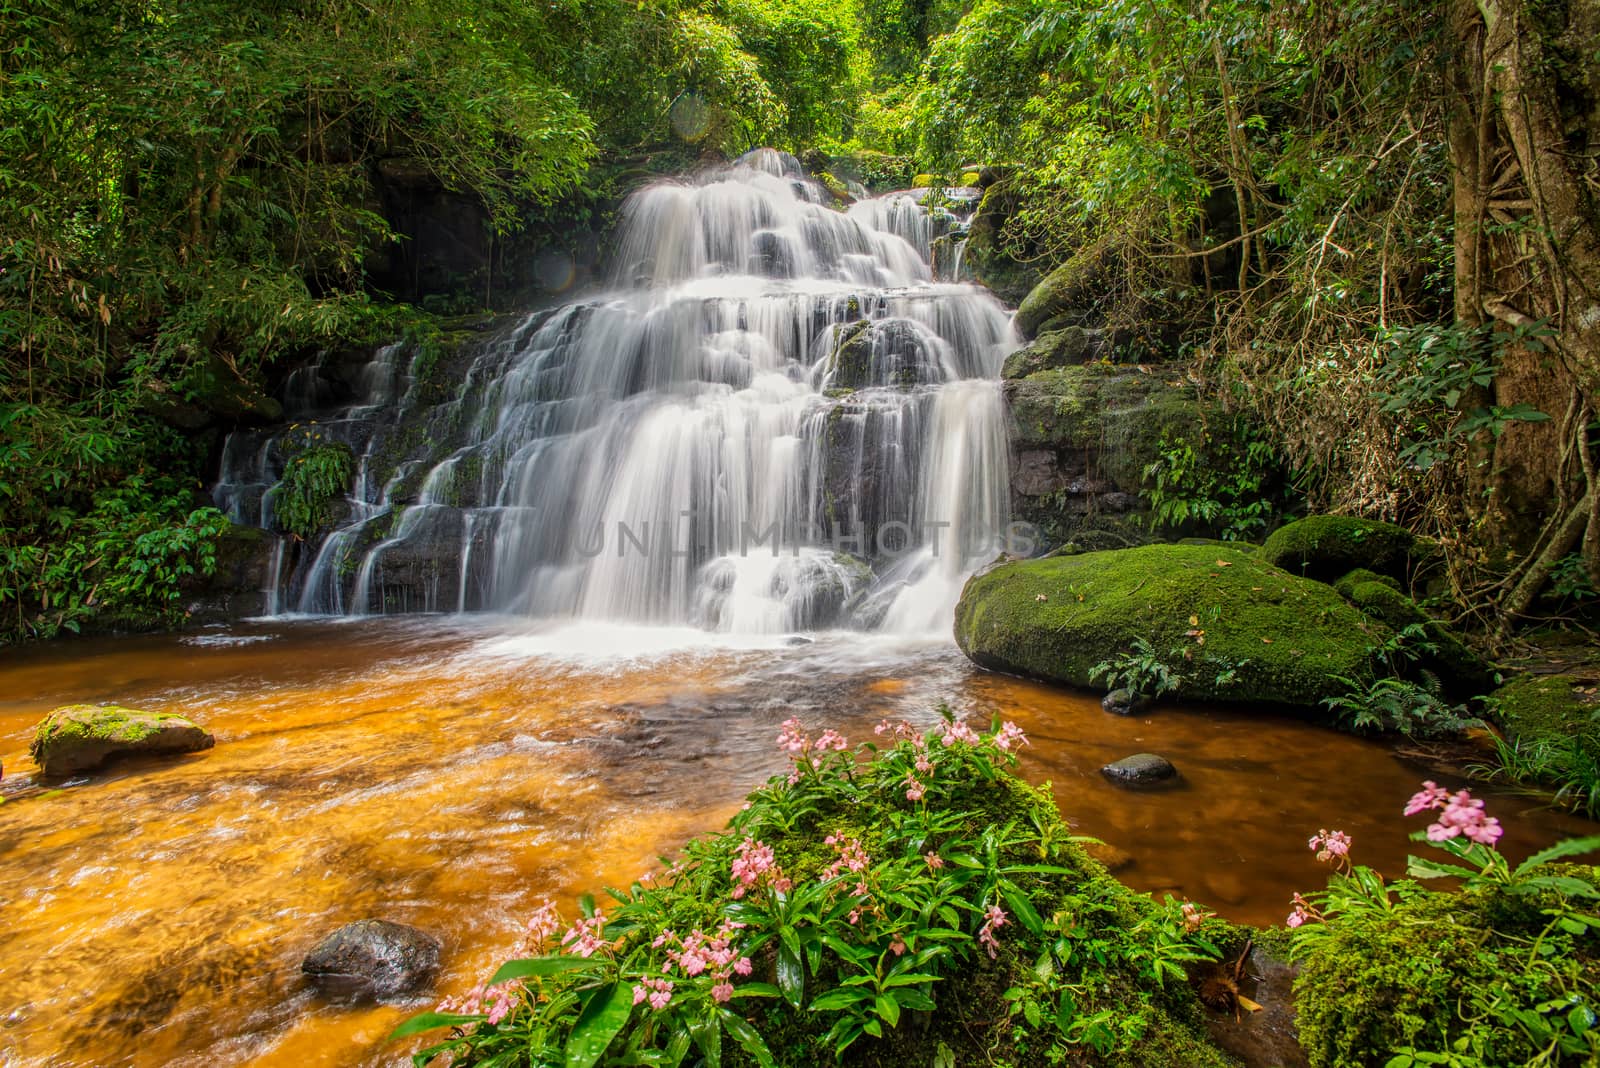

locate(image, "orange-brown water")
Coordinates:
0 617 1590 1067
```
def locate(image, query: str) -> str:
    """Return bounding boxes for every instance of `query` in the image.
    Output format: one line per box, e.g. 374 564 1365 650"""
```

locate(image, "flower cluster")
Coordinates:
518 899 562 953
1285 891 1320 929
778 718 849 783
1180 901 1211 933
561 911 609 957
632 976 674 1011
821 834 871 888
994 721 1029 751
1309 828 1353 872
977 903 1008 959
652 923 752 1003
940 718 980 747
439 980 522 1025
730 836 791 900
1404 781 1503 846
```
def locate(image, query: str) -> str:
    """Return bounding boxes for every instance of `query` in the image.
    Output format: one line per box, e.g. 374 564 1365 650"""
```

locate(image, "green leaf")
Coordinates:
717 1007 776 1068
810 987 873 1011
388 1010 484 1040
489 956 596 985
875 994 901 1028
999 882 1045 936
564 982 633 1068
777 941 805 1008
1405 855 1481 881
1519 835 1600 873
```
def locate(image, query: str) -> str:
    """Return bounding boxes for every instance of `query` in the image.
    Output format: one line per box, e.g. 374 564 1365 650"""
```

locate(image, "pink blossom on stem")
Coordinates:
633 976 674 1011
1308 829 1352 864
561 911 609 958
777 718 809 754
1404 780 1452 816
978 903 1008 959
905 775 925 802
1180 901 1210 933
941 719 980 747
730 837 789 899
1285 892 1318 929
814 729 848 752
889 933 907 956
994 721 1029 751
521 899 561 951
925 851 944 870
712 981 734 1003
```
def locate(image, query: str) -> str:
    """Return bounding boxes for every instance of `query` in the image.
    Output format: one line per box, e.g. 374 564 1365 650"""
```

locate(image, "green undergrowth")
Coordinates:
395 712 1234 1067
1288 784 1600 1067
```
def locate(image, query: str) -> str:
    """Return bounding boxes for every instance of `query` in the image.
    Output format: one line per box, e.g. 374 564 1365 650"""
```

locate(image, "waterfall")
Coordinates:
215 151 1018 635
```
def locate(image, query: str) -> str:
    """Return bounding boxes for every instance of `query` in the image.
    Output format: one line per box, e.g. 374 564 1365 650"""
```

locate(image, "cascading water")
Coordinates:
215 150 1018 635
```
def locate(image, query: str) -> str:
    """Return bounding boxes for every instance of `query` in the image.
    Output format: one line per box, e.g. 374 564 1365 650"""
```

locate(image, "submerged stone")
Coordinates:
1101 753 1178 786
954 544 1391 709
1102 688 1151 716
301 919 441 1002
29 704 214 777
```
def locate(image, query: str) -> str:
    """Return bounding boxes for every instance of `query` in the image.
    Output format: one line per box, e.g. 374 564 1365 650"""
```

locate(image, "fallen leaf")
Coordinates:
1189 615 1199 626
1215 559 1232 567
1262 637 1273 644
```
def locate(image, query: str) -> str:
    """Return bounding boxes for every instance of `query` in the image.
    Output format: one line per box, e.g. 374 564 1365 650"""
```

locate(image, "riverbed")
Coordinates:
0 617 1589 1067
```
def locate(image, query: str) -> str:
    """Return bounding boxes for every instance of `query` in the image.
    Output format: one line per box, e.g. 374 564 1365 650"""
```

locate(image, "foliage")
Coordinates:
272 436 356 540
395 712 1230 1067
1288 784 1600 1067
1141 418 1289 541
1089 638 1179 698
1319 674 1479 740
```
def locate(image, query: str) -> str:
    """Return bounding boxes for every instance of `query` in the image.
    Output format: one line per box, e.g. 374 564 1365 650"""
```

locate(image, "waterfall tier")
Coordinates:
215 150 1017 634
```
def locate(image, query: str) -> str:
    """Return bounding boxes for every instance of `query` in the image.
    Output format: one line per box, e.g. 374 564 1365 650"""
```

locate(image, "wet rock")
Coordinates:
822 318 943 391
1000 326 1102 379
1202 945 1310 1068
1259 515 1420 583
301 919 441 1001
30 705 215 777
1100 753 1178 786
1101 688 1151 716
955 544 1392 710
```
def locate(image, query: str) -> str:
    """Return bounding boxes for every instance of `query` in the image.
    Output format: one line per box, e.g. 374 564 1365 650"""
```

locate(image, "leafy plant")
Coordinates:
1089 638 1179 697
272 438 356 539
1142 421 1287 541
393 711 1225 1066
1320 674 1480 739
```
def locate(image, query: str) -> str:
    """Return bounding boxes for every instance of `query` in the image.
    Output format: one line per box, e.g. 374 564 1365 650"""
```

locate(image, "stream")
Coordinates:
1 618 1591 1067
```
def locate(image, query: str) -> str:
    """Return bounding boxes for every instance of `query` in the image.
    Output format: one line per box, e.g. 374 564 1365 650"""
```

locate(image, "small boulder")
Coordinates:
1101 753 1178 786
30 705 214 777
1260 516 1419 583
1101 688 1152 716
302 919 441 1001
1001 326 1100 379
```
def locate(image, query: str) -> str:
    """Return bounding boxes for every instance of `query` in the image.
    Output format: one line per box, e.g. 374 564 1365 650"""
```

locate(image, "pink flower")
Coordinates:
521 899 561 950
712 981 734 1003
889 933 907 956
1425 790 1503 846
941 719 980 746
633 977 674 1011
562 911 608 957
1309 829 1352 864
1180 901 1209 933
1285 892 1317 929
994 721 1029 750
731 837 788 899
1286 907 1307 928
905 776 925 802
1404 780 1452 816
925 851 944 870
777 718 809 753
734 957 753 976
822 836 871 881
978 903 1008 959
814 729 848 752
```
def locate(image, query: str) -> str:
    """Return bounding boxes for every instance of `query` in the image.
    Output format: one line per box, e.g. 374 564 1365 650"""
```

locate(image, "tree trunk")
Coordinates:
1452 0 1600 590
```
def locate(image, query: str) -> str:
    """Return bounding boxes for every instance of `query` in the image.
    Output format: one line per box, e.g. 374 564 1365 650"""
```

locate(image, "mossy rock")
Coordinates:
1335 579 1490 694
1000 326 1097 379
30 704 215 777
954 544 1392 708
1331 568 1399 598
1014 261 1087 340
1294 868 1600 1067
910 173 936 188
1490 673 1600 765
1260 515 1419 583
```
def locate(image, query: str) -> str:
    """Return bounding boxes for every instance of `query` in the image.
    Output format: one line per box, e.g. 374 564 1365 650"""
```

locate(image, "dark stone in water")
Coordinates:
301 919 440 1001
1100 753 1177 786
784 635 814 646
1101 688 1151 716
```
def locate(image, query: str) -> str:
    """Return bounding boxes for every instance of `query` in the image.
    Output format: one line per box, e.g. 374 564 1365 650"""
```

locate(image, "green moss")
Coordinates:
954 543 1392 708
1332 568 1399 598
1294 869 1600 1067
1491 673 1600 761
29 704 205 770
1260 516 1419 583
1014 260 1088 339
1000 326 1091 379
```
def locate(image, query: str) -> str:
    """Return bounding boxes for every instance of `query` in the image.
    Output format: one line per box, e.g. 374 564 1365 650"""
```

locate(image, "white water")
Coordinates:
216 150 1017 636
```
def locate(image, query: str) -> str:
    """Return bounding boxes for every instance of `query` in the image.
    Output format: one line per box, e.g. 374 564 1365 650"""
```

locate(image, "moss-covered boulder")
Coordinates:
1014 261 1089 340
1331 570 1491 694
1293 866 1600 1067
30 705 215 777
954 544 1392 708
1000 326 1102 379
1260 515 1420 583
1490 673 1600 768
